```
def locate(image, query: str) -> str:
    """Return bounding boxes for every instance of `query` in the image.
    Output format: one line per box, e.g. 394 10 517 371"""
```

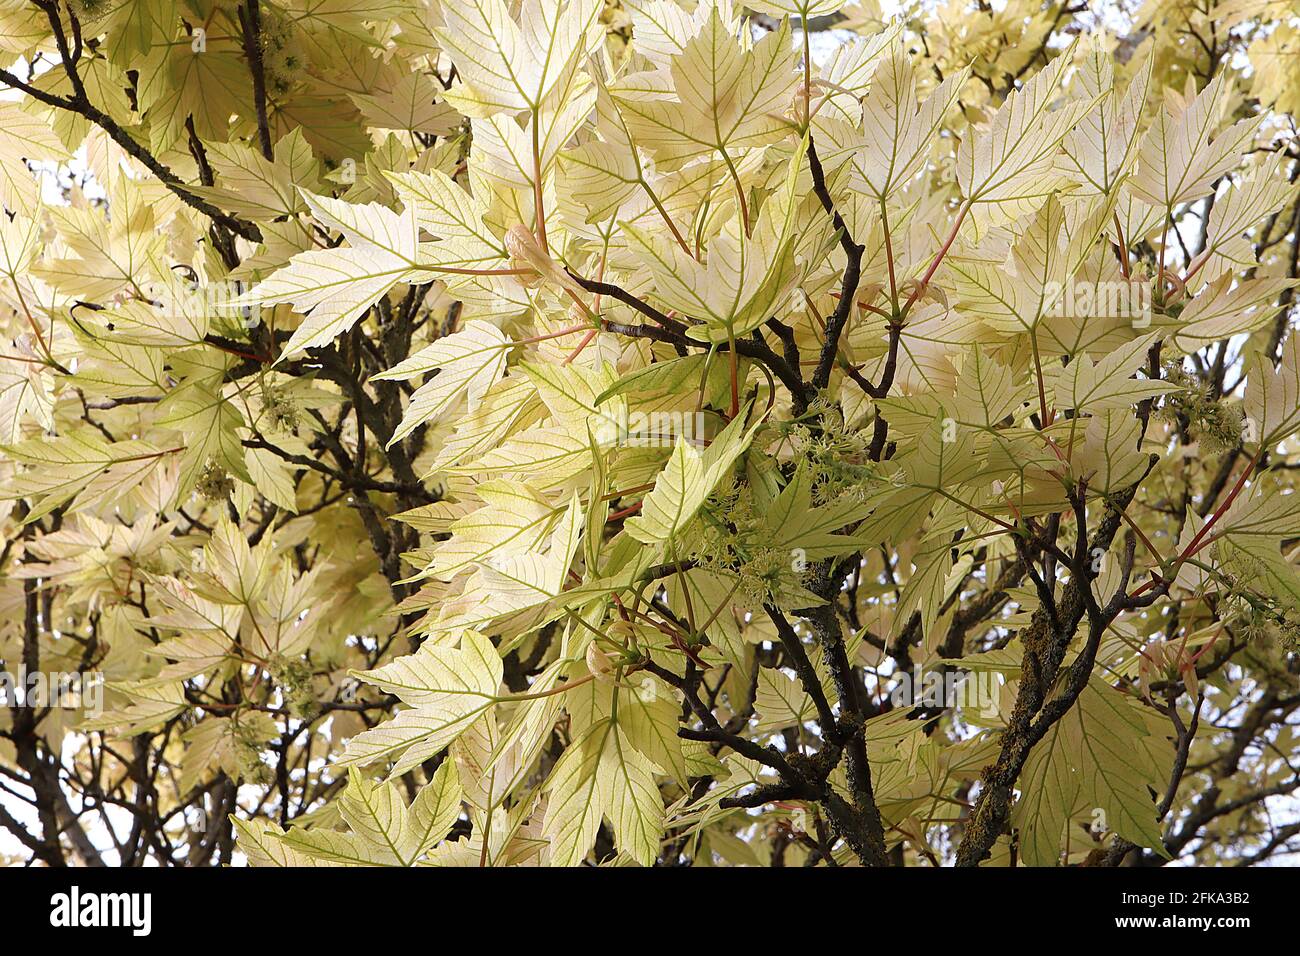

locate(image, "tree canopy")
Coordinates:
2 0 1300 868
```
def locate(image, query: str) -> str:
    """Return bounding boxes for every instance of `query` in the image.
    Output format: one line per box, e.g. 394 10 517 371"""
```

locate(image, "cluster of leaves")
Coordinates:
2 0 1300 868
